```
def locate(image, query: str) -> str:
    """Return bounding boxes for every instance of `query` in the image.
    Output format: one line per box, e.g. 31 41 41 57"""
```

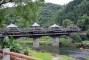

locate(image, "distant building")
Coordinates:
31 22 42 31
50 24 60 28
31 22 40 28
65 24 80 32
6 24 20 32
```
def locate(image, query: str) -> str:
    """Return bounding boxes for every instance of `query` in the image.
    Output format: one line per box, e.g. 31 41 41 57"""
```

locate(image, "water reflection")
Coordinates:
59 47 89 60
52 47 59 54
42 46 89 60
21 43 89 60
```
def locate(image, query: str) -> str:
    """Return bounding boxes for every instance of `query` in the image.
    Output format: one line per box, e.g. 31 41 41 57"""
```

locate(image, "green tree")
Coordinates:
59 38 71 47
57 0 89 24
16 18 29 28
37 3 62 27
0 0 44 28
70 33 82 42
62 19 73 27
60 35 68 39
0 9 6 28
0 0 44 6
77 14 89 30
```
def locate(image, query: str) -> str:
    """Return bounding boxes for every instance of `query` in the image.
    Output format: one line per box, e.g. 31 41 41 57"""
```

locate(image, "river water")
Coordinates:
22 43 89 60
52 47 89 60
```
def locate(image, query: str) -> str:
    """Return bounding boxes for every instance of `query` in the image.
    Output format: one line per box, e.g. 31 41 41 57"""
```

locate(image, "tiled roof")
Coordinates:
31 22 40 27
6 24 18 28
50 24 60 28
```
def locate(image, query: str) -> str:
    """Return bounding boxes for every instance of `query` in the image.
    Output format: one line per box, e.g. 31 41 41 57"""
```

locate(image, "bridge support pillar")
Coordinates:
0 45 1 49
68 37 72 42
3 48 10 60
33 37 40 49
0 38 4 49
52 37 59 47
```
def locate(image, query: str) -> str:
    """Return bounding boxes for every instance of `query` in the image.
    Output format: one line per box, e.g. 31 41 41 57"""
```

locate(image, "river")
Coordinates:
22 43 89 60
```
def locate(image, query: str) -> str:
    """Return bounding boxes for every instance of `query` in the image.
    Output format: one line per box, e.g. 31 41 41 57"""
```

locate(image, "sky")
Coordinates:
3 0 73 8
45 0 73 5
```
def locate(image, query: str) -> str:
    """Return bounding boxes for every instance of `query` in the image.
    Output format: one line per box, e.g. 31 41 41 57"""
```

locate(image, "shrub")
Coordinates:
79 33 86 41
60 35 68 39
59 38 71 47
86 29 89 39
1 36 24 53
70 33 82 42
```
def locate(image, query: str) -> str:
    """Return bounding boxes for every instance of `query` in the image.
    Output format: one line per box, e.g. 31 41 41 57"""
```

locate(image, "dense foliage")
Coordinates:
0 0 44 28
0 0 89 30
59 38 71 47
37 3 62 27
70 33 82 42
86 29 89 39
1 36 24 53
37 0 89 30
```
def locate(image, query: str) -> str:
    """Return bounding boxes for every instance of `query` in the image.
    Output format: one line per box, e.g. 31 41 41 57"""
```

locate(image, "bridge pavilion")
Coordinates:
0 23 81 49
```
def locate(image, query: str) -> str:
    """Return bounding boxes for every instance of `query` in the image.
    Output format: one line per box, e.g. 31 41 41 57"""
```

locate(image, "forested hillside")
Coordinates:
37 3 62 27
37 0 89 31
0 0 89 31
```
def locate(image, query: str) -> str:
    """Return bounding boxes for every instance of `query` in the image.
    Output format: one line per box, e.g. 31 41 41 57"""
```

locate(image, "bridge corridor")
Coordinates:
0 23 81 49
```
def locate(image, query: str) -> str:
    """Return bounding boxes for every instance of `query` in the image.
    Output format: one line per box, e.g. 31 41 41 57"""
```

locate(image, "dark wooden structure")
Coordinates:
0 23 81 49
0 23 80 38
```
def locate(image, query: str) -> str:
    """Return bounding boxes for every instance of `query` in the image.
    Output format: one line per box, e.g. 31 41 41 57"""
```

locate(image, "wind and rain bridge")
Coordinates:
0 23 80 49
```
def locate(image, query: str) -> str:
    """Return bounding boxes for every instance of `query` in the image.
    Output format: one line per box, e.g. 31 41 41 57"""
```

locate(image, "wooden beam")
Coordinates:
0 53 3 58
5 52 41 60
0 49 3 53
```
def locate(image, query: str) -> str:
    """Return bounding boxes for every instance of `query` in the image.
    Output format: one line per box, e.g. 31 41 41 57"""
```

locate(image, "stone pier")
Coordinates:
52 37 59 47
68 36 73 42
0 38 3 49
33 37 40 49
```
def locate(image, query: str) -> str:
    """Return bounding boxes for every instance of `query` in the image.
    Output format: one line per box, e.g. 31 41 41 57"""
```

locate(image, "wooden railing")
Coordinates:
0 48 41 60
5 52 40 60
0 48 60 60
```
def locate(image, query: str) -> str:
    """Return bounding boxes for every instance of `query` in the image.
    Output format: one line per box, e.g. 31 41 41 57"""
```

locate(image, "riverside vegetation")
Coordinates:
0 34 89 60
0 36 76 60
18 36 89 60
